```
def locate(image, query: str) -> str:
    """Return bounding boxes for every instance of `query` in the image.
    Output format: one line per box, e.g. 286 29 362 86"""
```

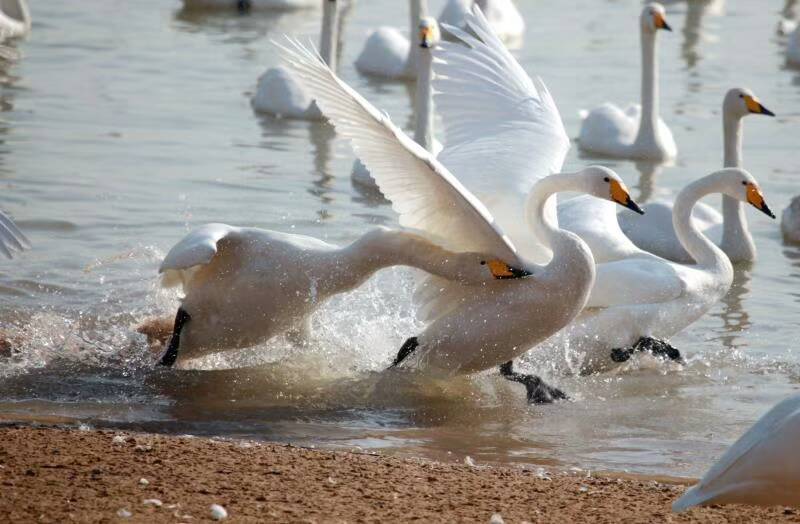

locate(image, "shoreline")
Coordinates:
0 424 797 522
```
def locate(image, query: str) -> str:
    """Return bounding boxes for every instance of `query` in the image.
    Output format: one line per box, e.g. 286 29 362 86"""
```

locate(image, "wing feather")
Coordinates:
0 210 31 259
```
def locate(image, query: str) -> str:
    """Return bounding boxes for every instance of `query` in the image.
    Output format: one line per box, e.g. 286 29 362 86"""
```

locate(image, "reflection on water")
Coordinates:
711 264 752 350
632 160 663 203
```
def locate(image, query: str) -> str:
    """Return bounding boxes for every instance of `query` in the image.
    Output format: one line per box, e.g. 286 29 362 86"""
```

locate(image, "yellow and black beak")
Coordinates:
483 259 533 280
744 95 775 117
745 183 776 218
610 179 645 215
654 12 672 31
419 26 435 48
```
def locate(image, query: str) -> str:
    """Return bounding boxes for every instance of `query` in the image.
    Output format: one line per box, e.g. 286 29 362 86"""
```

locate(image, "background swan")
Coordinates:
354 0 427 80
0 0 29 42
182 0 317 10
282 8 645 402
156 225 511 366
252 0 339 119
578 3 676 161
554 169 775 372
673 393 800 511
352 17 443 187
438 0 524 45
617 88 775 263
782 195 800 244
0 209 29 259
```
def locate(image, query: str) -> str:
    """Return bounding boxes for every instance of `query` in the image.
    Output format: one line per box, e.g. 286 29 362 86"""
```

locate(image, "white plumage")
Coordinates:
438 0 524 45
782 195 800 244
0 209 29 259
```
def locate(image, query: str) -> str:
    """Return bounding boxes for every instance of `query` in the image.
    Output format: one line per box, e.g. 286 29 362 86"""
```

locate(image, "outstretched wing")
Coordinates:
279 38 521 265
0 210 30 259
434 6 570 263
159 223 237 288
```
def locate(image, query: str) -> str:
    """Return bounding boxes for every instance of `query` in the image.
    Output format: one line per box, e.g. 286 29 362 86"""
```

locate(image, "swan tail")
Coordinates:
671 485 711 513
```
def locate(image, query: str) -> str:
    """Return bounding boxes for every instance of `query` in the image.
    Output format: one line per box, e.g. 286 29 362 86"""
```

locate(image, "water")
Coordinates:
1 0 800 478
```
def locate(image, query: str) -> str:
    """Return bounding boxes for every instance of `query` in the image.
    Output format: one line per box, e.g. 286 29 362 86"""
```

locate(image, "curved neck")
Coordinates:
634 29 659 146
319 0 340 71
673 176 733 272
720 111 755 260
413 46 434 152
406 0 428 72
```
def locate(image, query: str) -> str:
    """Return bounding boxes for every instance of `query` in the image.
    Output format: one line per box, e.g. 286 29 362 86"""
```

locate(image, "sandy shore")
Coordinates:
0 425 796 523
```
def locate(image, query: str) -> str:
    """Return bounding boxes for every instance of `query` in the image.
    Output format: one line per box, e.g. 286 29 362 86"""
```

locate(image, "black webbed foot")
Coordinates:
389 336 419 369
610 337 683 364
159 308 190 367
499 361 569 404
237 0 252 13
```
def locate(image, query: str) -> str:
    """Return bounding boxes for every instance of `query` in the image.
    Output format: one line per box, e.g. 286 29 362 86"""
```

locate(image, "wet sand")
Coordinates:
0 425 797 523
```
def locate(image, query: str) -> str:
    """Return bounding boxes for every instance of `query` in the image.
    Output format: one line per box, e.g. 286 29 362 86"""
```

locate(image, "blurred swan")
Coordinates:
252 0 339 119
0 209 29 259
783 196 800 244
618 88 774 263
556 168 775 372
438 0 524 44
788 25 800 67
355 0 428 80
352 17 443 187
0 0 29 43
281 7 644 402
157 225 513 366
673 393 800 511
182 0 317 10
578 3 676 161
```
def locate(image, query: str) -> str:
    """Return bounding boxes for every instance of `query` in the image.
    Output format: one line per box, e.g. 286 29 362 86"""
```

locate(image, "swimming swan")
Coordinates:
673 393 800 511
578 3 676 161
0 0 29 43
438 0 524 45
354 0 428 80
252 0 339 119
157 225 516 366
617 88 774 263
782 195 800 244
0 209 29 259
555 168 775 372
280 7 644 402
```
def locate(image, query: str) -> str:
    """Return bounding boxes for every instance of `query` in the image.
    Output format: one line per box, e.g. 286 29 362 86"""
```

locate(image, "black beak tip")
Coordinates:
626 200 646 215
662 22 673 32
761 106 776 117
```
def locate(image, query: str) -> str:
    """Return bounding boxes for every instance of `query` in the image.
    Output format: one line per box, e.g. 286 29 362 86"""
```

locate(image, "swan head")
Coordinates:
724 88 775 118
480 258 533 280
642 3 671 33
714 168 776 219
419 17 441 49
578 166 645 215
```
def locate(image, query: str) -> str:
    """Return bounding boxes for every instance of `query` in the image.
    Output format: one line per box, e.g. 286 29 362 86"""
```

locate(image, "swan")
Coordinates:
616 88 774 263
438 0 524 44
251 0 339 119
554 168 775 372
182 0 317 11
0 209 29 259
352 17 443 187
354 0 428 80
280 7 645 402
673 393 800 511
782 195 800 244
156 225 518 366
0 0 30 42
578 3 677 161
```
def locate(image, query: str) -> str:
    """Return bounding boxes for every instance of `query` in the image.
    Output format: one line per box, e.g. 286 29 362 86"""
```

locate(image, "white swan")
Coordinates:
251 0 339 119
281 7 644 402
0 209 29 259
617 88 775 263
578 3 677 161
182 0 317 10
438 0 524 45
0 0 30 42
352 17 443 187
673 393 800 511
782 195 800 244
354 0 428 80
156 225 517 366
554 168 775 372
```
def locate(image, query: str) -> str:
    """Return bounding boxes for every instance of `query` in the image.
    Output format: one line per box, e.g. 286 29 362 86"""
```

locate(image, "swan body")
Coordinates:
0 209 29 259
617 88 775 263
438 0 524 44
0 0 30 42
182 0 317 9
355 0 427 79
252 0 338 119
578 3 676 161
673 394 800 511
159 224 508 364
556 169 775 372
782 196 800 244
281 8 642 378
789 25 800 67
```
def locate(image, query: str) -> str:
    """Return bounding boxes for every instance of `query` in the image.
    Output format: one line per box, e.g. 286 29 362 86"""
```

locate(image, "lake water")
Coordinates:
1 0 799 478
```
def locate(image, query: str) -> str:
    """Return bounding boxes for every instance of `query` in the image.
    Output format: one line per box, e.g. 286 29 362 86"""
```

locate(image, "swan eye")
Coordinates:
739 94 744 98
603 177 610 183
480 260 486 265
742 181 748 185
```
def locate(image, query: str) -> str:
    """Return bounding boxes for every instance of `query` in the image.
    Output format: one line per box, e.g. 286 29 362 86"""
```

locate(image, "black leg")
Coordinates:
159 308 190 367
389 336 419 368
237 0 251 13
610 337 683 364
499 360 568 404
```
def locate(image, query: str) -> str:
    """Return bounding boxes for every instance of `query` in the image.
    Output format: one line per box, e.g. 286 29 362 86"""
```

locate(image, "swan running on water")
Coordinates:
578 3 676 161
281 6 645 402
0 209 29 259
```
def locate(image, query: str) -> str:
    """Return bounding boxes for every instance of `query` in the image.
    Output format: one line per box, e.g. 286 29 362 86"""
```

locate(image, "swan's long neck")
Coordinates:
634 29 660 148
319 0 340 71
405 0 429 74
413 45 434 152
719 110 754 260
673 174 734 274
